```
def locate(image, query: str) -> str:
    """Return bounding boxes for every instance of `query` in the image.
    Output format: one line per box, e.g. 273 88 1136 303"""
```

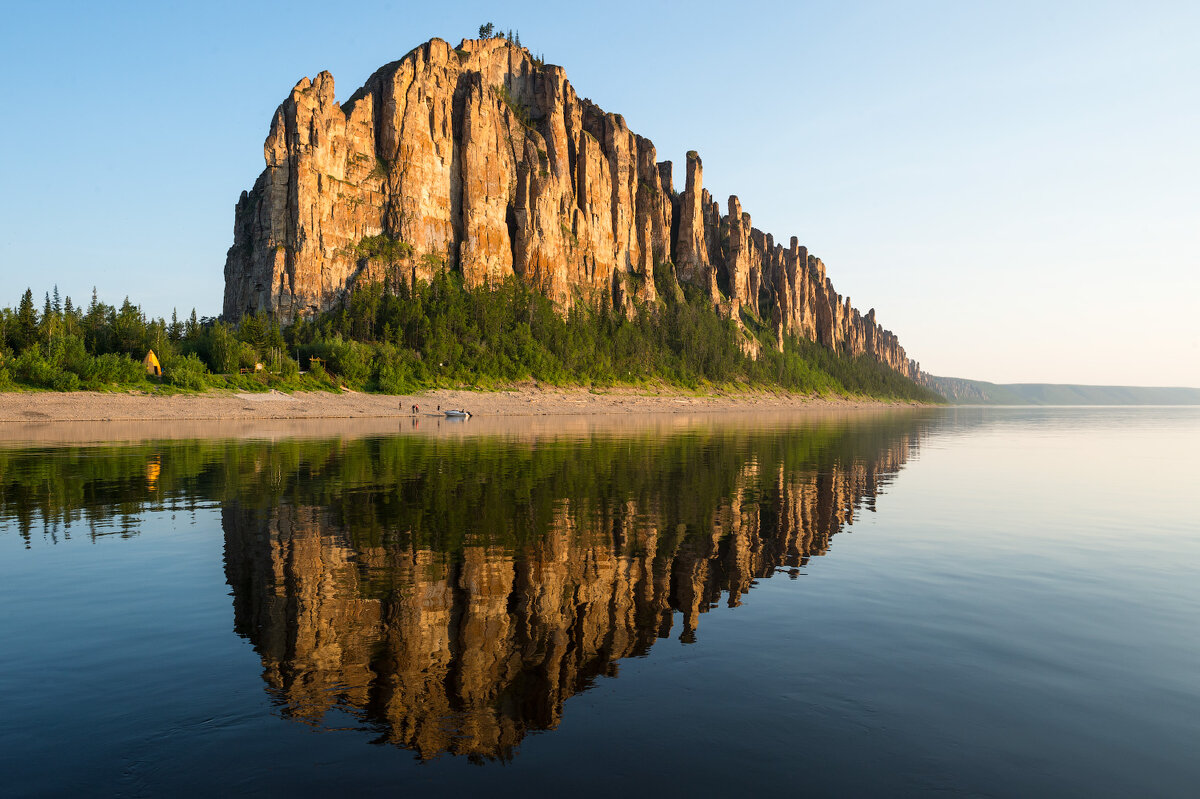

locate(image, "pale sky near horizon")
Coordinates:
1 1 1196 386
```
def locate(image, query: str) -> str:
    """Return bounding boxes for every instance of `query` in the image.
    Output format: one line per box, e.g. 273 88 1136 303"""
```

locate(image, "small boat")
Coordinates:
443 409 472 418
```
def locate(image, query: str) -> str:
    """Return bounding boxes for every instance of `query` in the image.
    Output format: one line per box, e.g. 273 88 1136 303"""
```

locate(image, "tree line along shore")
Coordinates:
0 269 942 403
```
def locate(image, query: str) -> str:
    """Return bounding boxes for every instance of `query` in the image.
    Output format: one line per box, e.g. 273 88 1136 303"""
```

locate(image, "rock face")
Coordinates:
224 36 919 377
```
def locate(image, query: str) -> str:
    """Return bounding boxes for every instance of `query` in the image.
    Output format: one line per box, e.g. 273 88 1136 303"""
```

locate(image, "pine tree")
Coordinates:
114 297 144 355
62 296 76 338
14 289 38 351
267 318 286 369
83 288 111 354
39 290 60 355
40 292 55 356
52 285 61 315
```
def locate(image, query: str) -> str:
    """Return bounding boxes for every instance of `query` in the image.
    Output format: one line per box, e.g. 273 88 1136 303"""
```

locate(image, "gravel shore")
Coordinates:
0 386 925 444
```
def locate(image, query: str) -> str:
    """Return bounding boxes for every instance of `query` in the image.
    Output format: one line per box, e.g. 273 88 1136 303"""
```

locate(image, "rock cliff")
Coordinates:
224 36 919 377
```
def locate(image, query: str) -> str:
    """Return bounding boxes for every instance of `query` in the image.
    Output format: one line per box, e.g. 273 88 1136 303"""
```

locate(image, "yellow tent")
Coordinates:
143 350 161 377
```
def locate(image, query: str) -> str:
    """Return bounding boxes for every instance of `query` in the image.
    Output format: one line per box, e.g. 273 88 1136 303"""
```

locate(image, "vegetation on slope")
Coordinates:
0 274 940 402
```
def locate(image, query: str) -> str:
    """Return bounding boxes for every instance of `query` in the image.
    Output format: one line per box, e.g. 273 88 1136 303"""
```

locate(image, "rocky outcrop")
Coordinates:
224 36 919 377
673 152 712 294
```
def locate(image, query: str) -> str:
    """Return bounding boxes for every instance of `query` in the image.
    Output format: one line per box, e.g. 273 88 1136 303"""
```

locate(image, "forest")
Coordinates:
0 267 941 402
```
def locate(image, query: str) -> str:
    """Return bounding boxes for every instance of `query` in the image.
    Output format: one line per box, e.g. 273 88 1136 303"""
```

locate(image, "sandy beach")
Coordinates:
0 386 926 445
0 385 916 423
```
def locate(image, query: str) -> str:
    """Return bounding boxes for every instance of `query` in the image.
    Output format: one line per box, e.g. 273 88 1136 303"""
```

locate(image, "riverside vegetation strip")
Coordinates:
0 273 940 402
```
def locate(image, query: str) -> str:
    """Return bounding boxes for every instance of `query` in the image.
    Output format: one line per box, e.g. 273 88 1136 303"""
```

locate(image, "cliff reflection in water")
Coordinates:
221 414 932 760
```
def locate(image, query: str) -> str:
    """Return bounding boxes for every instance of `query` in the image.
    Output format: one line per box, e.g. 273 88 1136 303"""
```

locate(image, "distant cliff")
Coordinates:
224 36 919 377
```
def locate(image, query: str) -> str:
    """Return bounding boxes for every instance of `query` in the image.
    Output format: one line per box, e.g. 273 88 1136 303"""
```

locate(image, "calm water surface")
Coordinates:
1 407 1197 797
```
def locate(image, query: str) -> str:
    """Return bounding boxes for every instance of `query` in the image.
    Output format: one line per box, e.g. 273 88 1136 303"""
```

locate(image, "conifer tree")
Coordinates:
14 289 38 351
62 296 77 338
114 297 145 355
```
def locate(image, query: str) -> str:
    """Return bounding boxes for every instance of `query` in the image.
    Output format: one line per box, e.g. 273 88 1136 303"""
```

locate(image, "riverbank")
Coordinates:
0 386 932 446
0 385 922 423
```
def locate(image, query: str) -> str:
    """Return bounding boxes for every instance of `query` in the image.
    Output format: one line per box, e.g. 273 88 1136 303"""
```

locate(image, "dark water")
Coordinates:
1 407 1197 797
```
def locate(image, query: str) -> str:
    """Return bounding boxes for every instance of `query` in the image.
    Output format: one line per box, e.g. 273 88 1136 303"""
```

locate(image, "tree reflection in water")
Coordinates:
216 413 934 760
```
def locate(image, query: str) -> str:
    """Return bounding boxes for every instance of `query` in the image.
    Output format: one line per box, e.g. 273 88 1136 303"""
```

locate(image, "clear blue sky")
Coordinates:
2 0 1196 386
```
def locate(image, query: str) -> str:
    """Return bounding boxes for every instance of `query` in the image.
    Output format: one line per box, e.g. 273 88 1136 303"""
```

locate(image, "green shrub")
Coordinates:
11 350 58 388
206 322 240 374
372 344 425 394
350 234 412 262
304 359 339 390
376 362 416 394
164 353 209 391
237 341 259 371
76 353 145 387
314 337 373 387
228 371 270 392
276 356 299 380
51 371 80 392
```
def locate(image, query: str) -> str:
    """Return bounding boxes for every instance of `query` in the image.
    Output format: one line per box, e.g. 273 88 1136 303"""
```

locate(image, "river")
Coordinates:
1 407 1196 796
